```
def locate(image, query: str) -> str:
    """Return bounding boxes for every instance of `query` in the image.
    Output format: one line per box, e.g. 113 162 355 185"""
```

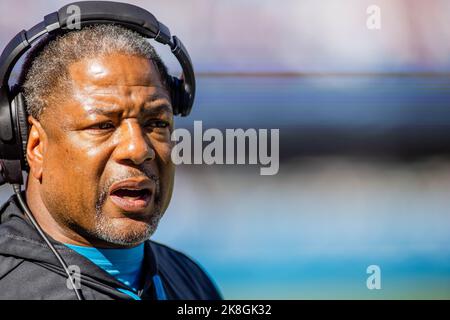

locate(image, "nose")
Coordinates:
113 119 155 166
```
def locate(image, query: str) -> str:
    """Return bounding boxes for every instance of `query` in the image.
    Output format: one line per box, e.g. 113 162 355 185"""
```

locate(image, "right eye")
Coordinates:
90 122 115 130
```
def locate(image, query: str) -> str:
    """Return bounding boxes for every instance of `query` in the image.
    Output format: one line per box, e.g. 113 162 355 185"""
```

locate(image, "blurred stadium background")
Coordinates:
1 0 450 298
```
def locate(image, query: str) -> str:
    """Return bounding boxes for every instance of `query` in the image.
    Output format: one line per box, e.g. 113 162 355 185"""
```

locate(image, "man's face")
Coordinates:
37 53 175 247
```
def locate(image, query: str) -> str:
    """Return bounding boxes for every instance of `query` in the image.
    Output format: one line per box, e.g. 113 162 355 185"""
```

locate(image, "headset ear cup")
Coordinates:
14 93 29 171
169 76 192 116
0 89 25 185
169 76 180 115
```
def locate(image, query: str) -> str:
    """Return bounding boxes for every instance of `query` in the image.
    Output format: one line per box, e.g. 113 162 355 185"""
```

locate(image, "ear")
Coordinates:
26 116 47 181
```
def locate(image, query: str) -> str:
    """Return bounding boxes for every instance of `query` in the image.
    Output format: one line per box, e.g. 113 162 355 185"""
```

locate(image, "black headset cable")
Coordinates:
12 184 84 300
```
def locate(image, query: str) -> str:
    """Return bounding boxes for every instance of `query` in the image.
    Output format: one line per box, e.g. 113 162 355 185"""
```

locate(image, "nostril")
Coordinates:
120 140 155 164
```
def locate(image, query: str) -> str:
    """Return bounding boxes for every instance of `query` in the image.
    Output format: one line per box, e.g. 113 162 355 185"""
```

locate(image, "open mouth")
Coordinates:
111 188 150 200
109 181 154 212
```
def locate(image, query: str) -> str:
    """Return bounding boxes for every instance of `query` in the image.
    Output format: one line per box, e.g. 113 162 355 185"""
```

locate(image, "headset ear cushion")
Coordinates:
169 76 180 115
14 93 29 171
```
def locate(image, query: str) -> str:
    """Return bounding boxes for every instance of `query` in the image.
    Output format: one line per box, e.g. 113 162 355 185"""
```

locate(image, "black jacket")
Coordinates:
0 193 222 300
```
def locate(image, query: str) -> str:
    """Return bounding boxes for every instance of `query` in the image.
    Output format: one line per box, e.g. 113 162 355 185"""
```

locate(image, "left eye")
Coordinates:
145 120 170 129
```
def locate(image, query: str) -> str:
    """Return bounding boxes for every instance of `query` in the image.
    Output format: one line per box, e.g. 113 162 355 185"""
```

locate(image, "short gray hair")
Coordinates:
20 24 170 120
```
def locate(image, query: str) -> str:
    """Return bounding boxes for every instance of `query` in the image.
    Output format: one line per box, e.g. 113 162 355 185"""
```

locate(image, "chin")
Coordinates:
93 215 161 246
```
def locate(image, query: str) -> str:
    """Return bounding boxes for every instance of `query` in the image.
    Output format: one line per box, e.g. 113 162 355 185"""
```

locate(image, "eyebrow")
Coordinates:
85 103 173 117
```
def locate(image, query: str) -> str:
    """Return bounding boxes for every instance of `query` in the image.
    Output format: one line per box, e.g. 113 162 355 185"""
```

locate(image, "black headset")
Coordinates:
0 1 196 300
0 0 196 186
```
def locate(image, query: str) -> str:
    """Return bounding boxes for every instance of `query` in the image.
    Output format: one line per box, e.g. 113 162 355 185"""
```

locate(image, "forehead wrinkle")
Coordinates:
90 87 171 112
76 84 170 115
81 94 172 117
80 84 168 101
84 103 172 118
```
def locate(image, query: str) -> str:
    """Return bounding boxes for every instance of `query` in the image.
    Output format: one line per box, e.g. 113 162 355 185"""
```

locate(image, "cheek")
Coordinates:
156 140 174 163
153 138 174 178
153 140 175 210
65 132 111 175
39 142 91 223
44 137 106 201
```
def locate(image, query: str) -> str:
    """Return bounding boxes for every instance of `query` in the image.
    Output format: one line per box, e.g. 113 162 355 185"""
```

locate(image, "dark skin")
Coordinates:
25 53 175 248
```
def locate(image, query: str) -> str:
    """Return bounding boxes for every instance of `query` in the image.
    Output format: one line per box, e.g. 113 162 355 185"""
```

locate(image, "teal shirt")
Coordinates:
65 243 144 300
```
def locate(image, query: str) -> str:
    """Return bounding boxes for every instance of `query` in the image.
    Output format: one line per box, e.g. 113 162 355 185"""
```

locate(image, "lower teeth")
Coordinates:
122 196 143 200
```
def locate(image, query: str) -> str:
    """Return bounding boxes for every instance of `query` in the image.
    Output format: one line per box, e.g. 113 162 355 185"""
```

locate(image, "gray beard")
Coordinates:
93 174 163 246
93 207 162 246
